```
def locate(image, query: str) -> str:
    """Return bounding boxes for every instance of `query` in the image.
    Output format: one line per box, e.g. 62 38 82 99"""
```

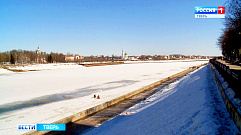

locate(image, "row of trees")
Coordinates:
0 49 66 64
217 0 241 62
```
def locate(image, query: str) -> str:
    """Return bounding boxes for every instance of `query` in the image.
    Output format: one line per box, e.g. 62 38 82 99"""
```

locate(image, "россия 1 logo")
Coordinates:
195 7 225 18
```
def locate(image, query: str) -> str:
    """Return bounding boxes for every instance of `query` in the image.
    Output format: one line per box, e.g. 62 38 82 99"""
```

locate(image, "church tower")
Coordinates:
122 49 124 59
36 46 41 63
121 49 128 60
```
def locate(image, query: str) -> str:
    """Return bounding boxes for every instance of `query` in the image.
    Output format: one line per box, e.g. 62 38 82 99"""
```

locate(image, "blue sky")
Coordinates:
0 0 225 56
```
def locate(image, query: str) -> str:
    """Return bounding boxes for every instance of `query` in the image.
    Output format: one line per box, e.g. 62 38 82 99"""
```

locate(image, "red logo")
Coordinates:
218 7 225 14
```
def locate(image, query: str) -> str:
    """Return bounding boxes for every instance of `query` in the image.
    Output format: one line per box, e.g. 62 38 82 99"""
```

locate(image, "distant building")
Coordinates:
129 56 139 61
65 55 83 62
169 54 184 60
163 55 168 59
75 55 83 61
65 56 75 62
121 49 128 60
36 46 45 63
139 55 147 61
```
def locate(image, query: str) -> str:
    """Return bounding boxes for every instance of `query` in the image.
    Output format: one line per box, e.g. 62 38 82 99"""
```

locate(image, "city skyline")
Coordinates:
0 0 225 56
0 46 217 57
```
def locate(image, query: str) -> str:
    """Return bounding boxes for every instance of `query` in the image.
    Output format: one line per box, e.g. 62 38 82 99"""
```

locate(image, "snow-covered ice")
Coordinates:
0 60 209 134
0 68 13 75
7 63 80 71
85 65 240 135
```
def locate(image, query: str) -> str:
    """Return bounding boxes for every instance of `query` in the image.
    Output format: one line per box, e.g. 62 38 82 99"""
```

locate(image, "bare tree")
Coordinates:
218 0 241 62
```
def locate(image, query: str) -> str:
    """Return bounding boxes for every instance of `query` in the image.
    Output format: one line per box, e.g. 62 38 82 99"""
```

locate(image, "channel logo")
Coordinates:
195 7 225 18
17 124 36 131
17 124 66 131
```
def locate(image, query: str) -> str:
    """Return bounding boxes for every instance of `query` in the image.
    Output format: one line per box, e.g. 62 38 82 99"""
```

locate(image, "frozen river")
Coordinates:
0 60 208 134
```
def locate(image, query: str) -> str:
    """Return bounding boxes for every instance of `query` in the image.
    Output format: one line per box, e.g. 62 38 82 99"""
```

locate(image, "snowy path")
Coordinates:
85 65 240 135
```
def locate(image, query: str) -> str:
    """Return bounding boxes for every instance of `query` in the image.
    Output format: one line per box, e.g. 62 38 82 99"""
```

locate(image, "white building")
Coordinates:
65 55 83 62
36 46 44 63
121 49 128 60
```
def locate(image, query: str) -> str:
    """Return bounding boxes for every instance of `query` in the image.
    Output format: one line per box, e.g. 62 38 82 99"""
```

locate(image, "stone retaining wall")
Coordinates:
210 63 241 131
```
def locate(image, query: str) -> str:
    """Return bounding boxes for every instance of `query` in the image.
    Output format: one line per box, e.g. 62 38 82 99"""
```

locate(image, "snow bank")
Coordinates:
0 68 13 75
226 88 235 99
233 98 241 107
222 81 229 90
220 77 224 83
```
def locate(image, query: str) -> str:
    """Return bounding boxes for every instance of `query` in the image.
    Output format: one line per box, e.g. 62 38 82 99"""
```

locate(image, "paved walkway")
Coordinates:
216 60 241 70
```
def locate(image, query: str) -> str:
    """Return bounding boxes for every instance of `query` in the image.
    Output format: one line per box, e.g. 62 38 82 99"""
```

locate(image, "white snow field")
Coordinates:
7 63 79 71
0 60 208 134
85 65 240 135
0 68 13 75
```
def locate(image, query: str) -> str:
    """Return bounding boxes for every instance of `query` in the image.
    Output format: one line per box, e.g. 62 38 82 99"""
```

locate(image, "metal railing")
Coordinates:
209 59 241 97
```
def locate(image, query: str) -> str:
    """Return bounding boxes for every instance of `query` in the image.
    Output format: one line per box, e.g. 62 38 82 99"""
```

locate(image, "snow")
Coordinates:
222 81 229 90
233 98 241 106
220 77 224 83
7 63 80 71
124 59 209 64
0 60 209 134
85 65 240 135
226 88 235 99
0 68 13 75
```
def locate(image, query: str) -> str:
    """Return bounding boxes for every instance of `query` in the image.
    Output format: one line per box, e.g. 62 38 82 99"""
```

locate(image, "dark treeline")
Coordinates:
217 0 241 62
0 49 66 64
